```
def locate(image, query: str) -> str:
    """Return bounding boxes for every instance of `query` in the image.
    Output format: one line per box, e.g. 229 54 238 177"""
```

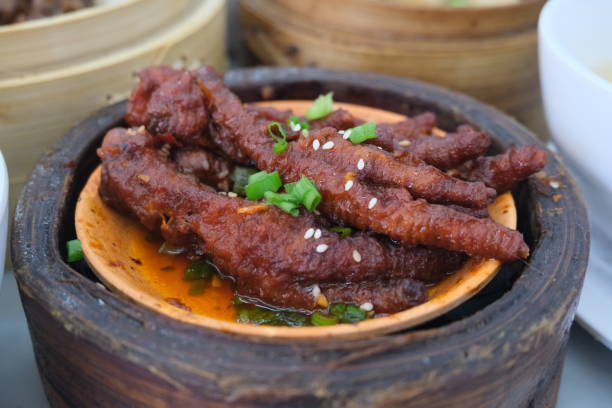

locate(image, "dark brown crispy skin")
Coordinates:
246 105 293 124
295 127 495 208
98 128 465 312
464 145 548 193
194 66 529 261
174 148 234 191
394 125 492 170
367 113 436 149
249 105 489 169
125 66 209 147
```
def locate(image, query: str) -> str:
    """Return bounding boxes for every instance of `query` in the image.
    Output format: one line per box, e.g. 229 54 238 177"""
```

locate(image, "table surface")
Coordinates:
0 272 611 407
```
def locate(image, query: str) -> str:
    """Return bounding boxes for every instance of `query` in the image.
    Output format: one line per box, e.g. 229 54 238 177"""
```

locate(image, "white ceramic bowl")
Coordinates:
539 0 612 349
0 151 8 287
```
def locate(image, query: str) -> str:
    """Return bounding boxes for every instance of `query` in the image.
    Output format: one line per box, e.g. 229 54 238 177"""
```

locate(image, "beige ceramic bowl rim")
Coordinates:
0 0 224 88
76 101 517 340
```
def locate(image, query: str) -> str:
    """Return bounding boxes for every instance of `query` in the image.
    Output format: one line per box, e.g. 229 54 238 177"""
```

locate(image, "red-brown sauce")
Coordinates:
126 223 236 321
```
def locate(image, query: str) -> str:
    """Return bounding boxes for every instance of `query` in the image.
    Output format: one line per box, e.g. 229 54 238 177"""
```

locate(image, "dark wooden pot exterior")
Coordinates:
12 67 589 408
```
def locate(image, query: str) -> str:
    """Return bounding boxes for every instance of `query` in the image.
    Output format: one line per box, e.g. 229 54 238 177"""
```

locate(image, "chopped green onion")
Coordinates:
231 166 258 196
188 279 208 295
244 170 282 201
264 191 300 216
288 115 309 130
311 312 339 326
280 312 311 327
330 303 367 323
267 122 289 153
237 309 251 323
340 304 367 323
158 242 185 256
232 296 249 305
348 122 377 144
183 259 215 281
66 239 84 262
284 176 321 211
306 92 334 120
330 226 353 237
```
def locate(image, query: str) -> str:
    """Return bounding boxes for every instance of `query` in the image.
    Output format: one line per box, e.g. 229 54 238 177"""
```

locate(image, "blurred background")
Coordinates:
0 0 611 407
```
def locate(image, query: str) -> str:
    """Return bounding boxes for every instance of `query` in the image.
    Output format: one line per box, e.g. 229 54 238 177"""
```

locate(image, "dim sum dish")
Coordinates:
75 66 547 339
12 66 588 406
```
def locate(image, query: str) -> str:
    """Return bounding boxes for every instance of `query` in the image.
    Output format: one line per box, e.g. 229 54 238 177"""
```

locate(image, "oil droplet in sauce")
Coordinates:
126 223 236 321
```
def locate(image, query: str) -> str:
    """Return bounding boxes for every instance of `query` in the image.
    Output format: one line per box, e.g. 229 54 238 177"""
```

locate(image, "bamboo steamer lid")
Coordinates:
239 0 546 132
0 0 227 217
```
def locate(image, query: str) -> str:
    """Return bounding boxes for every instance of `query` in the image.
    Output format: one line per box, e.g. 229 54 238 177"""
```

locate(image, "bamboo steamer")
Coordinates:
0 0 203 78
12 67 588 407
0 0 226 217
239 0 546 133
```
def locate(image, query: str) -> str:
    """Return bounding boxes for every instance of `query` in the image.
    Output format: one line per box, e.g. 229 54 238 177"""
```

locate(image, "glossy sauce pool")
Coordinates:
125 222 237 321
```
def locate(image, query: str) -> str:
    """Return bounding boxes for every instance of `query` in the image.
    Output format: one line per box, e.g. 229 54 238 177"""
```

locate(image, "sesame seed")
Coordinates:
338 130 345 135
368 197 378 209
316 244 328 253
322 141 335 150
301 129 310 138
345 180 354 191
352 250 362 263
314 229 322 239
138 125 146 133
357 158 365 170
227 192 238 198
218 191 227 195
550 181 560 189
360 302 373 312
304 228 315 239
398 140 411 147
313 139 320 151
290 122 301 132
343 129 352 140
311 284 321 299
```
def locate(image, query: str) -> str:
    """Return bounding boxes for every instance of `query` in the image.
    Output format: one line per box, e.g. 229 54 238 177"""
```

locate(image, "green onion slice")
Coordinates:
231 166 258 196
311 312 339 326
244 170 282 201
330 226 353 237
158 242 185 256
264 191 300 216
188 279 208 296
267 121 289 154
348 122 377 144
284 176 321 211
306 92 334 120
183 259 215 281
288 115 310 130
232 296 249 305
330 303 367 323
66 239 84 262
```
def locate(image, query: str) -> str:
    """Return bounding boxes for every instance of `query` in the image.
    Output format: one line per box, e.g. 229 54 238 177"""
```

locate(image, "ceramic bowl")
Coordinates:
539 0 612 347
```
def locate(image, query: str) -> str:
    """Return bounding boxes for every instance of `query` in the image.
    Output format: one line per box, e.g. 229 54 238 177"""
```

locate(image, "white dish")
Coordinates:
539 0 612 349
0 151 8 288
